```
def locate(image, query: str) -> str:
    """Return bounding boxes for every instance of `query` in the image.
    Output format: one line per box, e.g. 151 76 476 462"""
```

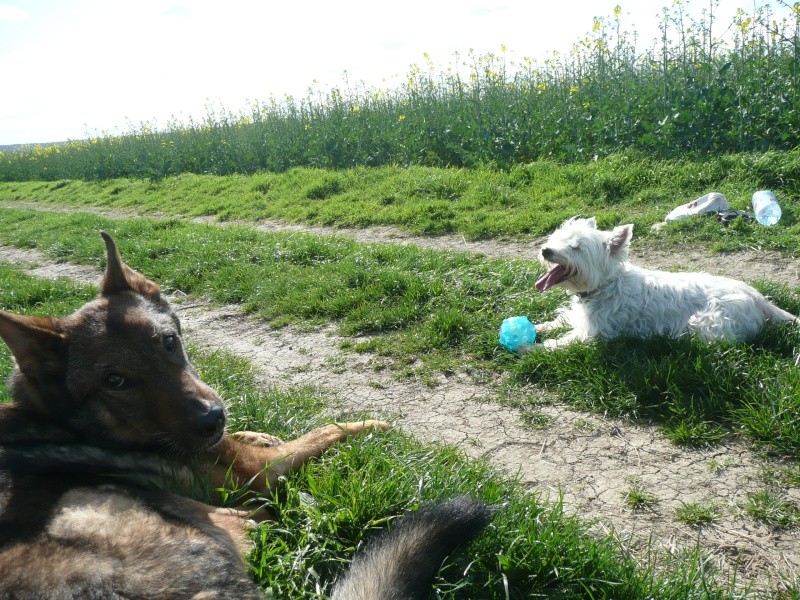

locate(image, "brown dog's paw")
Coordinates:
229 431 284 447
334 420 390 436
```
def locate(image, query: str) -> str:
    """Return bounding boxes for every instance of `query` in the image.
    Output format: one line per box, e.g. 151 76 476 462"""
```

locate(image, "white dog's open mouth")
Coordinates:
535 264 568 292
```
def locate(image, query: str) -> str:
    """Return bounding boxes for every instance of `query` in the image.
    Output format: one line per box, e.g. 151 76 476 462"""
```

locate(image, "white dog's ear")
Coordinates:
608 224 633 257
584 217 597 229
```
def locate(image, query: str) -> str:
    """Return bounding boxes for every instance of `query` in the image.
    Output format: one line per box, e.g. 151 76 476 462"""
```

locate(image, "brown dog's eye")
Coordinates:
163 334 178 353
105 373 128 389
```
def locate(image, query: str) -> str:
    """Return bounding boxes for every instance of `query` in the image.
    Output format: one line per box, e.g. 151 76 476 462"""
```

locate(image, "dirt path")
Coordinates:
4 200 800 287
1 208 799 593
242 218 800 289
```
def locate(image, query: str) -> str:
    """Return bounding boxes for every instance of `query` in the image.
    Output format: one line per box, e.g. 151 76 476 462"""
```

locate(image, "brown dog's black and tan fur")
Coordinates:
0 234 491 599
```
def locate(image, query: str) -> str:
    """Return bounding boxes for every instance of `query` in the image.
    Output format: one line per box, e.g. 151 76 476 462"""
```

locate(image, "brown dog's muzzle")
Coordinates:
179 371 227 448
191 401 226 443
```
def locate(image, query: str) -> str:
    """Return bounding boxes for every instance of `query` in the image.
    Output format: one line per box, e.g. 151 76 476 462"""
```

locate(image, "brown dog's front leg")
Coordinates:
229 430 284 447
212 420 389 492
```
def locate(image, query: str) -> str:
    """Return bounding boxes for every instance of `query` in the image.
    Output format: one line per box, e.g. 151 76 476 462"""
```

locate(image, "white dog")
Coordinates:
532 216 797 349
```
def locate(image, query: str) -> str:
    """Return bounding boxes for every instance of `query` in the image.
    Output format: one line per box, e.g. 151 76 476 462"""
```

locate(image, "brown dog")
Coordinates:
0 233 490 599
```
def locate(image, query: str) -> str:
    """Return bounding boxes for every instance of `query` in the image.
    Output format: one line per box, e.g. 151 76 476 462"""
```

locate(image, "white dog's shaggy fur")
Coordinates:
532 216 797 349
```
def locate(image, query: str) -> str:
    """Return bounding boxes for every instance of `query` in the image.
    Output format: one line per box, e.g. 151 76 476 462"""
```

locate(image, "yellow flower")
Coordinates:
739 17 752 34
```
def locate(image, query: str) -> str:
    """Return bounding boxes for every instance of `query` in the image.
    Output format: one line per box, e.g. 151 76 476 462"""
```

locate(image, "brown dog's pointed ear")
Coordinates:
100 231 161 300
0 311 64 375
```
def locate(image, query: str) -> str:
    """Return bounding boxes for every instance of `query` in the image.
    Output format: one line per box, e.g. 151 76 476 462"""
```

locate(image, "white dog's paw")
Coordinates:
517 342 546 353
533 321 557 334
542 335 583 349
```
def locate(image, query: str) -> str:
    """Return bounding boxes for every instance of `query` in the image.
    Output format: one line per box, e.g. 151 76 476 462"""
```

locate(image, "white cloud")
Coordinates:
161 4 191 18
0 4 27 20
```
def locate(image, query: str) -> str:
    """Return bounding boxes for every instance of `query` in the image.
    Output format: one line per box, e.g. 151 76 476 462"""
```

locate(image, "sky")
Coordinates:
0 0 792 145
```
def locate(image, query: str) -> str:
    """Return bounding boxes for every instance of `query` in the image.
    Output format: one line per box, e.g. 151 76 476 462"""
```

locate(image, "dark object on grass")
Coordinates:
715 209 755 225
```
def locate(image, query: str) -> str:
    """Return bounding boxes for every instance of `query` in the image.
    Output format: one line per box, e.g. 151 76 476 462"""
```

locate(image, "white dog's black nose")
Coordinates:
541 247 555 260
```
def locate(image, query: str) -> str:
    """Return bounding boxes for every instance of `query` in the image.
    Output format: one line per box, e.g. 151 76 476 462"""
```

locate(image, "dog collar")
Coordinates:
575 275 621 300
576 289 601 300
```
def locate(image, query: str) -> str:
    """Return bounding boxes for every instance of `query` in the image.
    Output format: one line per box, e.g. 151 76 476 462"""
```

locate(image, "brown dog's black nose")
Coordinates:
193 403 225 439
541 247 555 260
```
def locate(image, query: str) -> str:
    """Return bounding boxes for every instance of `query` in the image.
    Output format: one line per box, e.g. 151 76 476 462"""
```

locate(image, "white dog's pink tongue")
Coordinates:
535 265 567 292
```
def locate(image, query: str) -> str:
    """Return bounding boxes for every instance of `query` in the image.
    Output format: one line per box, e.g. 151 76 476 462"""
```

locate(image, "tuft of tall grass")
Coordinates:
674 501 723 527
2 2 800 181
746 489 800 529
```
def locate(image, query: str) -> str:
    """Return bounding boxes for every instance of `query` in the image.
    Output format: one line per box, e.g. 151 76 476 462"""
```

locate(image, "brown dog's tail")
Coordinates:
330 496 493 600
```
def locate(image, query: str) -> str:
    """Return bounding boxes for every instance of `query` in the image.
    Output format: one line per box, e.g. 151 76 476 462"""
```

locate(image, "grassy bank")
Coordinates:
0 207 798 456
1 151 799 252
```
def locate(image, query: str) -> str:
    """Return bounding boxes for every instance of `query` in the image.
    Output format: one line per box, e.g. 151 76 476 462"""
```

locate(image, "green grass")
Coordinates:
746 489 800 530
0 207 799 458
622 479 660 512
511 329 800 453
674 502 723 527
0 3 798 179
2 150 800 252
774 465 800 488
519 408 552 431
0 262 754 599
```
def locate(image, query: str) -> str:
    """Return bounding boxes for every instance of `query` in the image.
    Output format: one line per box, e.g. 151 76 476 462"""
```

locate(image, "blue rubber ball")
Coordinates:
499 316 537 352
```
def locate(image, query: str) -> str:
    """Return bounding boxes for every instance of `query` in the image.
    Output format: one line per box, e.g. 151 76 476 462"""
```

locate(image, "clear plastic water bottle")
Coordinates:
498 316 537 352
752 190 781 226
